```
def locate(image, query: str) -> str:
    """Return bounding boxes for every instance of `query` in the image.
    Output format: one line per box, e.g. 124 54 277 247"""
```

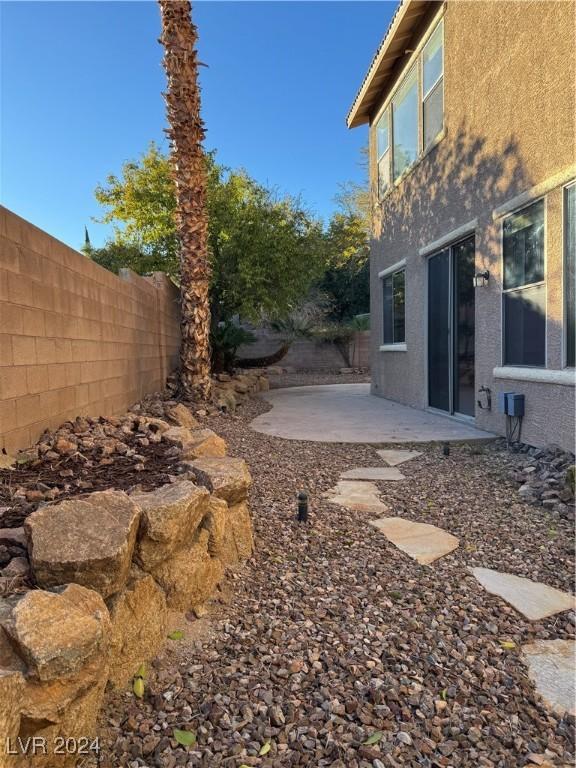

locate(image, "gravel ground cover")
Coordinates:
99 386 575 768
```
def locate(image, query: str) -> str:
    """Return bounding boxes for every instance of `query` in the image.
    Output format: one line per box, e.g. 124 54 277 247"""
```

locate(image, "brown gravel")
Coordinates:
99 388 574 768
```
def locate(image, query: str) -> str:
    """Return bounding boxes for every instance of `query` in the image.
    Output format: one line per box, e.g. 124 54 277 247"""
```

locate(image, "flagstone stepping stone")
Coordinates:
340 467 405 481
369 517 459 564
522 639 575 716
471 568 575 620
376 449 421 466
325 481 389 514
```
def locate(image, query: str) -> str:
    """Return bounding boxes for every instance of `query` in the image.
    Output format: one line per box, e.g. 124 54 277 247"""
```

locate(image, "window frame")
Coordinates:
501 197 547 368
564 181 576 368
379 261 407 348
373 13 444 199
376 107 391 199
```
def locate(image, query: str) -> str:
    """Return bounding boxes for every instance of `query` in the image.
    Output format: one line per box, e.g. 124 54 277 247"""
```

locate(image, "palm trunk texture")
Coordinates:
159 0 212 400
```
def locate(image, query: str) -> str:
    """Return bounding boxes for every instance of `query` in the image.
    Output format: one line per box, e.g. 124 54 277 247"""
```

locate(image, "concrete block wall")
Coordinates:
0 207 181 453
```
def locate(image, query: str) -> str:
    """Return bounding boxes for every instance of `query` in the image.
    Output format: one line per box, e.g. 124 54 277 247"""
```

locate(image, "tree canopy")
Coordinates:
92 143 326 323
90 142 370 325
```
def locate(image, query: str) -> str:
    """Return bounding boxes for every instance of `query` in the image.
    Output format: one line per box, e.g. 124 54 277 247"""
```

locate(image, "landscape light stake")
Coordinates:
442 442 450 457
297 491 309 523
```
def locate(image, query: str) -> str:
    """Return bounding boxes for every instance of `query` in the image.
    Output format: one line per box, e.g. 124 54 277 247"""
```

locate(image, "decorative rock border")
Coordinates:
0 407 254 767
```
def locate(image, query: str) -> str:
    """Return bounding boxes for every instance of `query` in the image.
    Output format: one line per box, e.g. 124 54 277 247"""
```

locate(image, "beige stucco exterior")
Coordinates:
357 0 575 451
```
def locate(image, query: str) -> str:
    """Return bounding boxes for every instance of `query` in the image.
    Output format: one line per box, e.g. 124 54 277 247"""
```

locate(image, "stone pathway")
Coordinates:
471 567 576 620
340 466 405 481
324 480 389 514
376 448 422 466
522 640 576 717
369 516 460 564
332 448 575 721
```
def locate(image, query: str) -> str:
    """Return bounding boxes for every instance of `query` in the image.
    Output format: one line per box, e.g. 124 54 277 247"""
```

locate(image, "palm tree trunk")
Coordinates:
159 0 211 400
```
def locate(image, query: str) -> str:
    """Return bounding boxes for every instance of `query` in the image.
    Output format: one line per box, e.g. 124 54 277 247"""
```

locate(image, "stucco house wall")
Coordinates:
363 0 575 451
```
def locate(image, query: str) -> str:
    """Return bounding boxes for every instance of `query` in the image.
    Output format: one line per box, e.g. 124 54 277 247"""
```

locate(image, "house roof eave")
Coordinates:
347 0 437 129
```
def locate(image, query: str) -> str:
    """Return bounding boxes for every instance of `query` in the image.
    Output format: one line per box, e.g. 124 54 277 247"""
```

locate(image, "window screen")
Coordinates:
376 109 390 199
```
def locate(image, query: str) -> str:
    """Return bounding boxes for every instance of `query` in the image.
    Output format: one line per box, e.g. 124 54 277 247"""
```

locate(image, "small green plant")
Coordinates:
210 321 256 373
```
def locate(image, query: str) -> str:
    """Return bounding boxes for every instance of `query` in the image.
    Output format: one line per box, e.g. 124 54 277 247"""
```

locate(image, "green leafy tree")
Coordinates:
92 143 325 324
318 211 370 323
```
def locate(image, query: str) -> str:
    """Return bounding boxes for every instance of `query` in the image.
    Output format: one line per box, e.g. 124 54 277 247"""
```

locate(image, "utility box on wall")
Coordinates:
498 391 525 417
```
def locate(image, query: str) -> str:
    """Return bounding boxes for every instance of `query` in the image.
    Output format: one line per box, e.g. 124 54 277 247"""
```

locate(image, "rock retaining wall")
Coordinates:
0 405 253 767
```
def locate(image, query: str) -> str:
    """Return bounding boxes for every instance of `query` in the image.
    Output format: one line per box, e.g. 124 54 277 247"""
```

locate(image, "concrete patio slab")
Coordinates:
325 481 389 514
341 467 405 481
369 517 459 564
522 640 575 716
376 449 422 466
251 384 495 443
471 568 575 620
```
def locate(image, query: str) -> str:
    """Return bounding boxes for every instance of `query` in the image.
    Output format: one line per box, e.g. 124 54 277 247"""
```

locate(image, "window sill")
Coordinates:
493 366 576 387
380 343 407 352
377 127 447 205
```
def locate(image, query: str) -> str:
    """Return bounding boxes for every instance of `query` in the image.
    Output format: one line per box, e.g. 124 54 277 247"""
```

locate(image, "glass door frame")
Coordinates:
426 234 476 420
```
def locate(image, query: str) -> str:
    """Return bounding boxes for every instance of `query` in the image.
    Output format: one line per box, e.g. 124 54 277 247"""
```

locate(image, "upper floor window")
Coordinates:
502 199 546 367
392 67 418 181
375 18 444 197
376 109 390 197
422 21 444 149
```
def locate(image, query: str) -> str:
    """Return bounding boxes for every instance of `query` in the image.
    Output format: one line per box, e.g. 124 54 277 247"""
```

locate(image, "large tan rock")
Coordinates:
168 403 200 430
107 567 167 689
17 656 108 768
25 491 140 598
151 529 224 612
163 426 227 458
182 429 228 459
189 457 252 505
229 501 254 560
202 497 239 565
0 585 110 682
213 387 237 413
0 669 25 768
131 481 210 569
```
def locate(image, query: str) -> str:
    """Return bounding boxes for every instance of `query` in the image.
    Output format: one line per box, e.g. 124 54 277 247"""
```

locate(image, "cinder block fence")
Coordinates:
0 207 181 453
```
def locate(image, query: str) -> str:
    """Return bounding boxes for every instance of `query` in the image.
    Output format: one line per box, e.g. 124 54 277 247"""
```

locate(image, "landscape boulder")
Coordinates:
202 497 239 565
229 501 254 559
0 584 110 682
131 481 210 569
188 457 252 505
25 491 140 598
107 567 167 689
168 403 200 430
151 529 224 612
182 428 228 459
0 669 25 767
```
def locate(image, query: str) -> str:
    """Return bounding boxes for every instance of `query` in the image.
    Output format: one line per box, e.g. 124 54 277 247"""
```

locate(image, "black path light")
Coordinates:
442 442 450 457
297 490 309 522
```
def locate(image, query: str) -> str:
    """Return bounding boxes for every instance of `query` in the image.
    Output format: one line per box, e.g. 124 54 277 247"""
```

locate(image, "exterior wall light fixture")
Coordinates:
473 270 490 287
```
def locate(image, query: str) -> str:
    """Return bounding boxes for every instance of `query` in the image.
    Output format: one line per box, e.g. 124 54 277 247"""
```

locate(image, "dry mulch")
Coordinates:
99 388 575 768
0 428 181 529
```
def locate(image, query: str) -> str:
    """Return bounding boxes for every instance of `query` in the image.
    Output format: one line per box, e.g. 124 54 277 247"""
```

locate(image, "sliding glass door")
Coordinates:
428 236 476 417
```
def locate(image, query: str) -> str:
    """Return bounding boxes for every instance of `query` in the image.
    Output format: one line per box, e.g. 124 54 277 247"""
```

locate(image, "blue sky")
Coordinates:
1 1 393 250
